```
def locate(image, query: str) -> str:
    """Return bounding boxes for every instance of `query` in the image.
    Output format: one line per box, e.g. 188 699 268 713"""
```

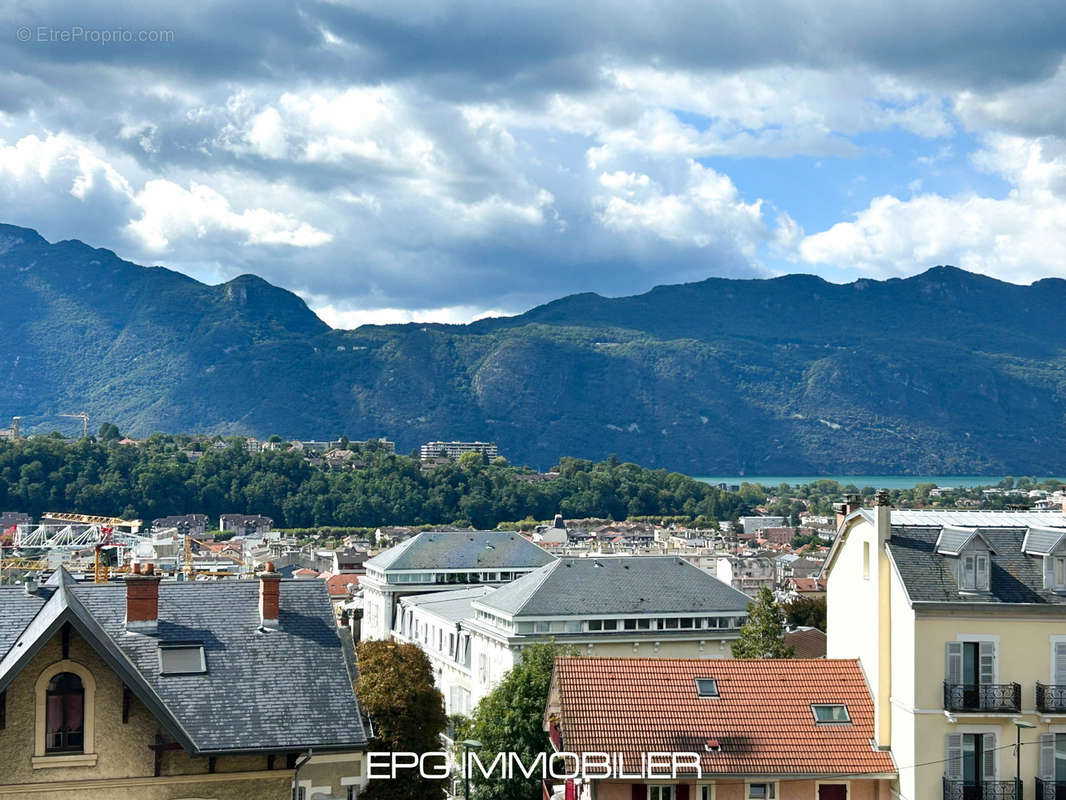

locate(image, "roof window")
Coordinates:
695 678 719 697
158 642 207 675
811 703 850 723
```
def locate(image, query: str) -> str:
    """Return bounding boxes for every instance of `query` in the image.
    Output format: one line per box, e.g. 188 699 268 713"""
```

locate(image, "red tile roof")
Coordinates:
323 573 360 597
792 577 827 593
550 657 895 777
785 627 828 659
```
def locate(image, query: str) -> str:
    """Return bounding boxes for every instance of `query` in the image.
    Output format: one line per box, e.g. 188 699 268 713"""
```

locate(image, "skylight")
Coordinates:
811 704 850 723
159 642 207 675
695 678 719 697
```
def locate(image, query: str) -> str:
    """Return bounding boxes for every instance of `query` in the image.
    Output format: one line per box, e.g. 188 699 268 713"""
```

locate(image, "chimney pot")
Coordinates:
132 562 142 575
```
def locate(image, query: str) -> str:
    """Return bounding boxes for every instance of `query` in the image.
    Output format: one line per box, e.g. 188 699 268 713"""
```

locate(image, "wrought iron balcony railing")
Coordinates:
944 682 1022 713
1036 778 1066 800
943 777 1020 800
1037 683 1066 713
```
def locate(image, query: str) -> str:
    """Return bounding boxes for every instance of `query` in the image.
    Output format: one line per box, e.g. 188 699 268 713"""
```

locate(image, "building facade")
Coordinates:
418 441 499 461
393 556 752 715
0 565 367 799
825 500 1066 800
359 530 556 642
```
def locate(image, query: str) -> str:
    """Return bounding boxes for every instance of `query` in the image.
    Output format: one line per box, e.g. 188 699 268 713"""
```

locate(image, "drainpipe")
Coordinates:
292 749 312 800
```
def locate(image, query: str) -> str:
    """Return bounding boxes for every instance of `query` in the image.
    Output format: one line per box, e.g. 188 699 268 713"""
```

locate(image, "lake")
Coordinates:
690 475 1064 490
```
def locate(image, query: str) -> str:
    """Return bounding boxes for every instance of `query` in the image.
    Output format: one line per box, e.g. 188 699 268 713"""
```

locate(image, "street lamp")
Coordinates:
460 739 483 800
1014 719 1037 796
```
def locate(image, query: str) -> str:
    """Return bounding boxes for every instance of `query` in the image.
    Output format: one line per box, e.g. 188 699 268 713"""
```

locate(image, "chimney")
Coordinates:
875 489 892 546
125 562 162 634
834 493 864 530
259 562 281 630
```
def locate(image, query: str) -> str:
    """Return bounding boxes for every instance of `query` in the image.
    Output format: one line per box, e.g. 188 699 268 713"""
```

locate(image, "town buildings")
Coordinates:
392 555 752 714
825 499 1066 800
0 564 368 798
419 441 499 461
150 514 209 537
218 514 274 537
359 530 556 641
544 656 896 799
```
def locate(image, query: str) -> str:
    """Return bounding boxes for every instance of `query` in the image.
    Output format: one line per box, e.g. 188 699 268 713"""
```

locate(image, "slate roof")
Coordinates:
0 569 368 754
1022 527 1066 556
785 627 827 658
477 556 752 617
857 509 1066 528
887 526 1066 604
364 530 555 572
551 657 896 777
399 586 496 624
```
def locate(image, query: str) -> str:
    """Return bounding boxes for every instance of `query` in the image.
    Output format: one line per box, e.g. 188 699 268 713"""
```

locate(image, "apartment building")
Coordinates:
0 565 368 798
392 556 752 714
825 497 1066 800
359 530 556 641
418 441 499 461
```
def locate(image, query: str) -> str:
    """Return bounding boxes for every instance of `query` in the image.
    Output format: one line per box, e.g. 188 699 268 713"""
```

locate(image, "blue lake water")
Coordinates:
691 475 1064 489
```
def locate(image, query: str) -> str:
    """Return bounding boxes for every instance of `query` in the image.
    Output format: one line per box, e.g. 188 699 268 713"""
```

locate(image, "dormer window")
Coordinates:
960 553 989 592
1045 556 1066 592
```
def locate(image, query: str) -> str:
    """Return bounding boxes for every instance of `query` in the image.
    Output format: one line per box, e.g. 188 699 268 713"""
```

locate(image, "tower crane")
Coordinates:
58 412 89 438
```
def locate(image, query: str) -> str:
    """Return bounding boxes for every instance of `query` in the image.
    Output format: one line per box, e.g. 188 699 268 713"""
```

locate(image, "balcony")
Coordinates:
1037 683 1066 714
1037 779 1066 799
944 682 1022 713
943 778 1020 800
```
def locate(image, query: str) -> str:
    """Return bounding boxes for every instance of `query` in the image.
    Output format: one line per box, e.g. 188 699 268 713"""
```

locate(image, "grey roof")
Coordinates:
935 526 996 555
1022 527 1066 556
399 586 495 624
887 526 1066 605
476 556 752 617
858 509 1066 528
0 569 368 754
365 530 555 571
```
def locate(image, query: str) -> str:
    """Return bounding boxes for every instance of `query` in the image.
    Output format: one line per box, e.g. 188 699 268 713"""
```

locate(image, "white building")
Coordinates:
393 555 752 714
419 441 499 461
739 515 787 535
359 530 556 641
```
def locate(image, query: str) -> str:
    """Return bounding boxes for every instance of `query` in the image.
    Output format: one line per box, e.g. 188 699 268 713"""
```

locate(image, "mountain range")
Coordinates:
2 222 1065 475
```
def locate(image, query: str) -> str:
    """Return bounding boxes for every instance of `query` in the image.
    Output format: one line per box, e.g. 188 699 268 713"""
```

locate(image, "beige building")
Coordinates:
825 499 1066 800
0 566 367 799
393 556 752 716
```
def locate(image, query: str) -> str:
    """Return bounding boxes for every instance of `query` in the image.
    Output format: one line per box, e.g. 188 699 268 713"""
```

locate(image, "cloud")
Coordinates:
3 0 1066 322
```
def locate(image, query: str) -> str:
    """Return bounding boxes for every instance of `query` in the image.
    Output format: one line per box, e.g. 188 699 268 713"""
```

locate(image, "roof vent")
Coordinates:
23 576 37 595
704 738 722 752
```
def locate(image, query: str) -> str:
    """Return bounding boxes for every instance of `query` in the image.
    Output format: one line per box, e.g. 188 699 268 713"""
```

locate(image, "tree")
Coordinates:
356 641 447 800
459 642 570 800
785 595 827 631
97 422 121 442
731 588 794 658
458 450 486 469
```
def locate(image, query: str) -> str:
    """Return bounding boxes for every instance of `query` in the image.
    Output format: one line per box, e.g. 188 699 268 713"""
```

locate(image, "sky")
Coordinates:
4 1 1066 327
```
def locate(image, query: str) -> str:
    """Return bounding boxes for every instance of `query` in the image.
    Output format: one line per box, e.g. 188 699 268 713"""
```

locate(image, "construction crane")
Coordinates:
59 412 89 438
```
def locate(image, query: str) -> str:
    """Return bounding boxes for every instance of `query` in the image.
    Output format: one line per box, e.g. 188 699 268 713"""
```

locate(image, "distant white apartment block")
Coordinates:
419 441 499 461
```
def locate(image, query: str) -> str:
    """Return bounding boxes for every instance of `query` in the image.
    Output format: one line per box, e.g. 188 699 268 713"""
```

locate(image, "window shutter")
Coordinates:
983 733 997 781
945 734 963 780
1040 733 1056 781
1055 642 1066 685
677 786 690 800
976 555 988 590
946 642 963 684
979 640 996 685
631 785 645 800
1046 556 1056 589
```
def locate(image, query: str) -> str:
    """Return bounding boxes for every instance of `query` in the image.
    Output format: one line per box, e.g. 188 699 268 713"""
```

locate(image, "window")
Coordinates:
565 621 582 633
698 787 715 800
648 787 675 800
747 783 777 799
960 553 990 591
347 787 360 800
534 622 550 633
588 620 603 631
602 619 618 631
45 673 84 753
695 678 719 697
159 643 207 675
811 704 851 723
1047 557 1066 592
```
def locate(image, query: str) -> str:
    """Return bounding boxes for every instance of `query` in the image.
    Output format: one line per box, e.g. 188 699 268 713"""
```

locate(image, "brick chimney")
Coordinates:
834 493 864 530
125 562 162 634
259 562 281 630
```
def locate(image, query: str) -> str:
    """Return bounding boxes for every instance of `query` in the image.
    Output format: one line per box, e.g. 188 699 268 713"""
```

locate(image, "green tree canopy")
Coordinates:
356 640 447 800
458 642 570 800
731 588 794 659
784 595 827 631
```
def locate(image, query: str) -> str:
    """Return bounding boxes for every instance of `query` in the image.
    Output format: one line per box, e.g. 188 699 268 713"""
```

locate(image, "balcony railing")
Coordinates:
1036 778 1066 800
944 682 1022 713
1037 683 1066 713
943 778 1020 800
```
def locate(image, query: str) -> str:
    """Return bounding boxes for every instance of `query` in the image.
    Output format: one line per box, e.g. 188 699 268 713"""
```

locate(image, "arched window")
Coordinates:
45 672 84 753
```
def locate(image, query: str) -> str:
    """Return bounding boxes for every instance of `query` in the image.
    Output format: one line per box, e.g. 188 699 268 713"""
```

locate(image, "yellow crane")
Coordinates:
59 412 89 438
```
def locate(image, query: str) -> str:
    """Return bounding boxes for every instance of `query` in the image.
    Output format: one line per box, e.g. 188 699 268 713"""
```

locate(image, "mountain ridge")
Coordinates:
2 223 1065 475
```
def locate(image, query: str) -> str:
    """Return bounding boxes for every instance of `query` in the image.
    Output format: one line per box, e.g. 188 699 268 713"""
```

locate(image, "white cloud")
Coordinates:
313 303 506 328
796 135 1066 283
